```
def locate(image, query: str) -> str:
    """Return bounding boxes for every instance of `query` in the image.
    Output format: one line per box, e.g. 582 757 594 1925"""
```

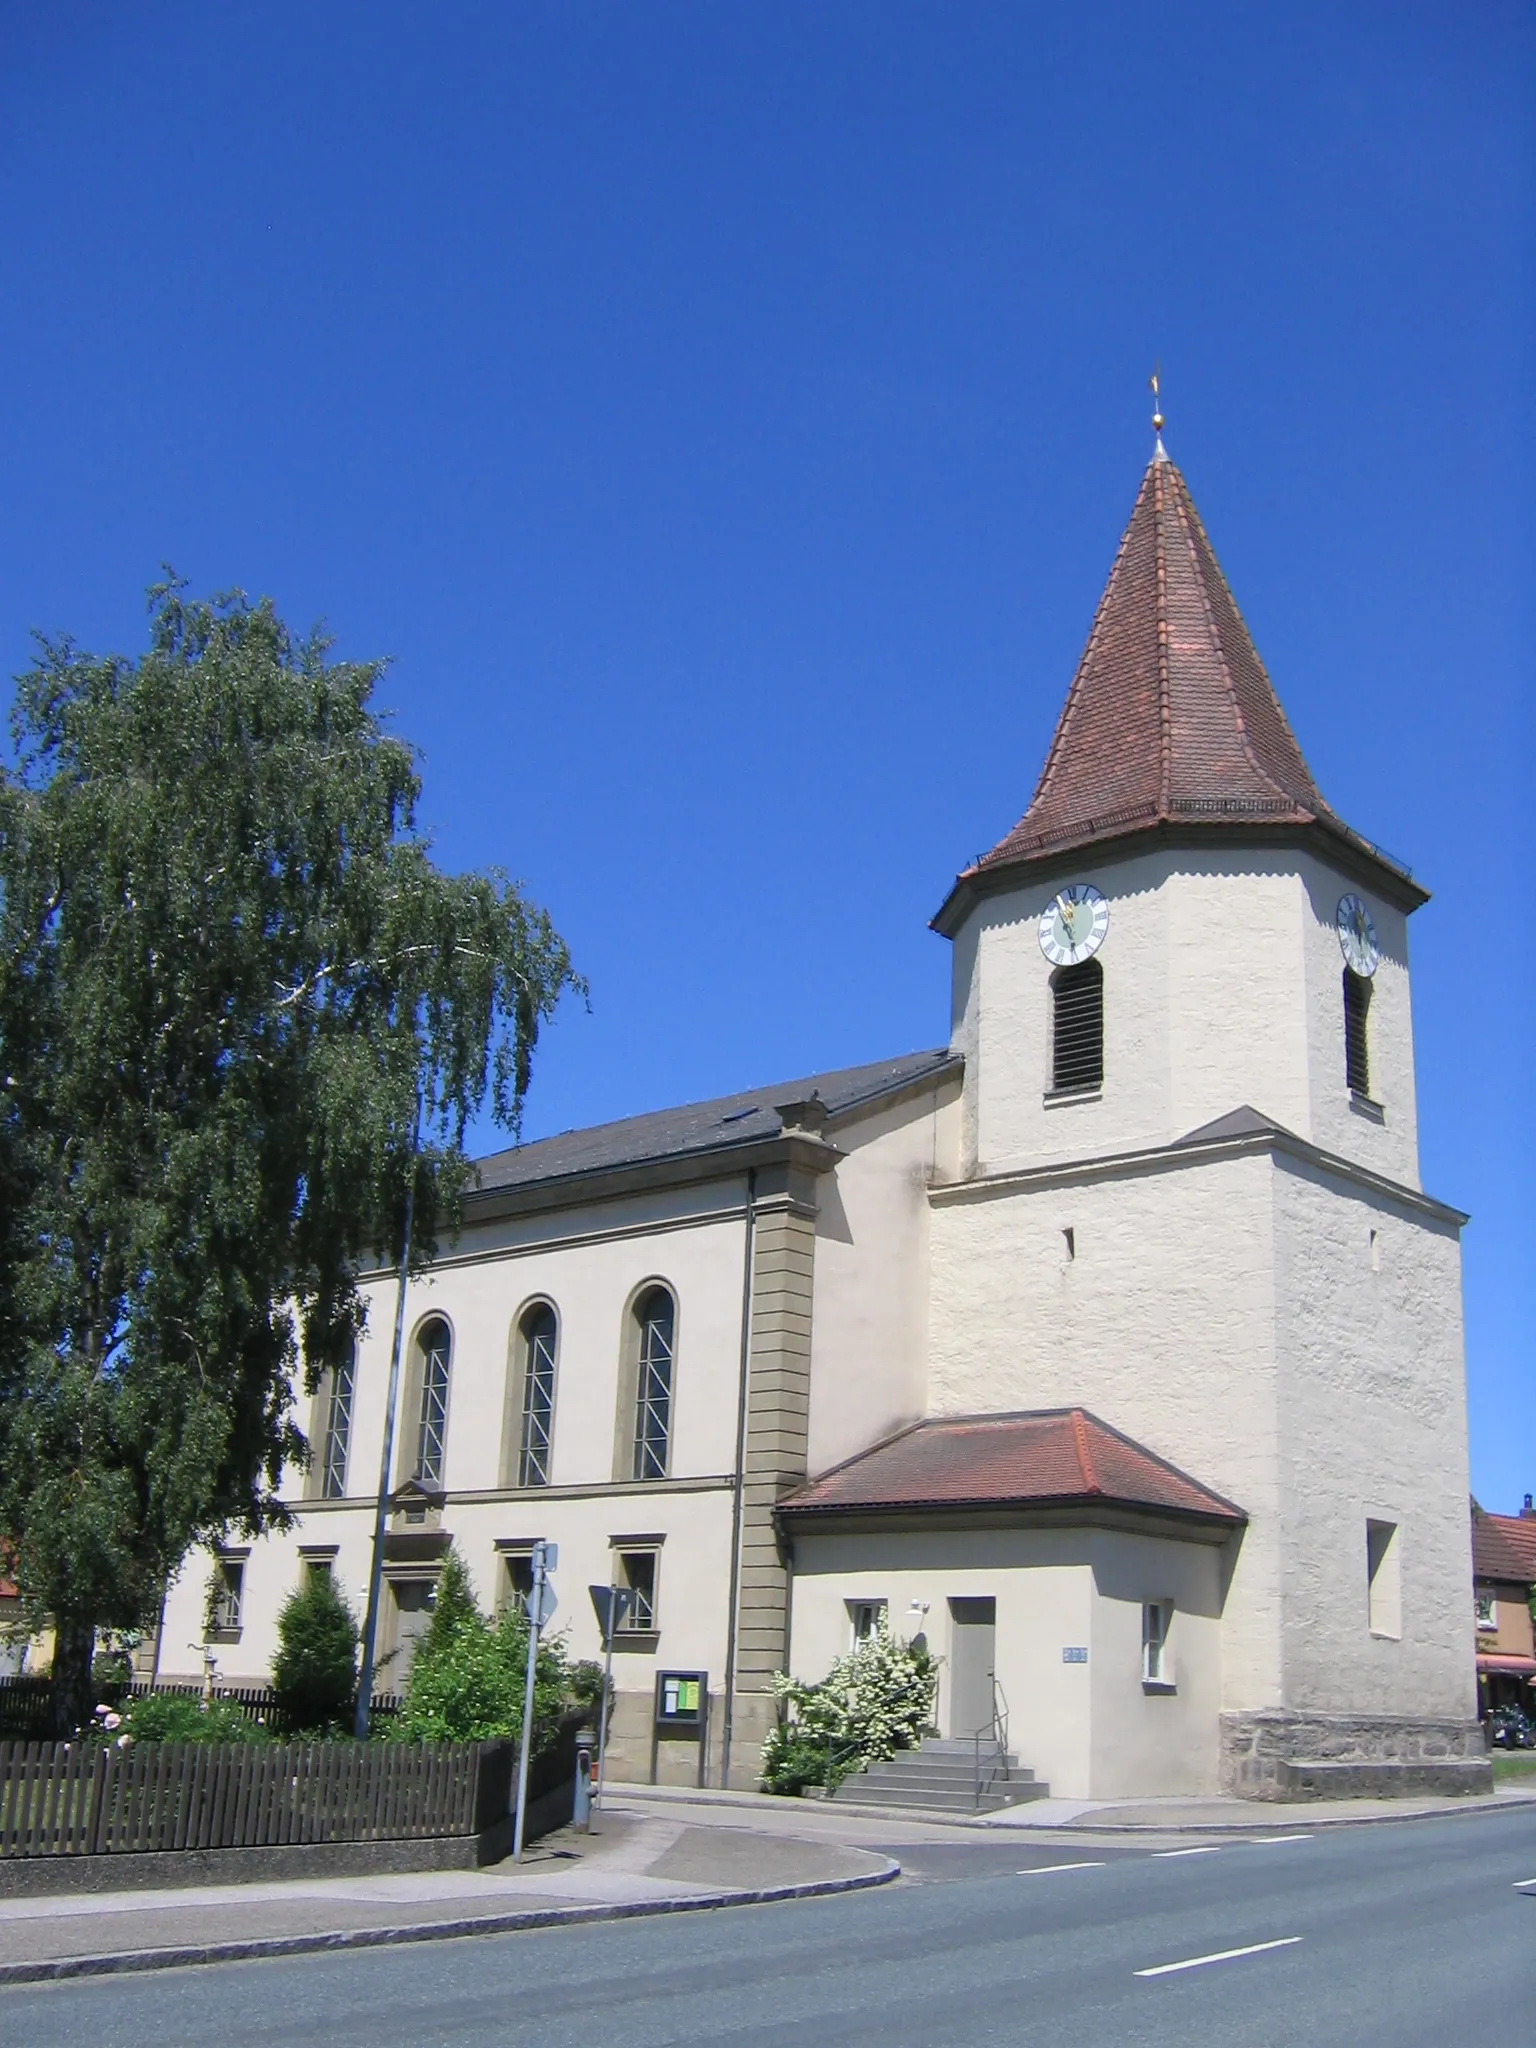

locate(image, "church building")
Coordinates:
159 437 1484 1801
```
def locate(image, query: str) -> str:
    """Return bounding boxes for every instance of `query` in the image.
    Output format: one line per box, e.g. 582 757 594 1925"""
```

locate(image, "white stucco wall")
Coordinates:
808 1079 960 1476
948 846 1421 1182
927 1150 1283 1710
785 1523 1225 1799
1271 1159 1472 1719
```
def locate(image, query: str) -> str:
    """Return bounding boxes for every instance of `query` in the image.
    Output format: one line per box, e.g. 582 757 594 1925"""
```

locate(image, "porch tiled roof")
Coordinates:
778 1409 1244 1526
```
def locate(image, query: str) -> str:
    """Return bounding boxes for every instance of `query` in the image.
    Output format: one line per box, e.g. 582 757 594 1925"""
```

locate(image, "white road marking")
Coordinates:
1136 1936 1302 1978
1513 1878 1536 1890
1015 1861 1108 1876
1152 1846 1223 1859
1246 1834 1315 1846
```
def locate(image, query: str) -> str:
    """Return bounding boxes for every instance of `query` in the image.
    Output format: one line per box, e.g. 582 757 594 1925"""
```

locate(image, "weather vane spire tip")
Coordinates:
1148 363 1165 437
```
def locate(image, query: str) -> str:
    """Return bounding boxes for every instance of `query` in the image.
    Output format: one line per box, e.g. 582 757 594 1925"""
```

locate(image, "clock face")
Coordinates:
1336 893 1379 978
1038 883 1110 968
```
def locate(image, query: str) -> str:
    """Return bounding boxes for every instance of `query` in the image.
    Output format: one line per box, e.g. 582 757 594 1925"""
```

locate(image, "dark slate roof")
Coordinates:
1173 1104 1291 1148
474 1049 960 1194
779 1409 1244 1525
1474 1507 1536 1587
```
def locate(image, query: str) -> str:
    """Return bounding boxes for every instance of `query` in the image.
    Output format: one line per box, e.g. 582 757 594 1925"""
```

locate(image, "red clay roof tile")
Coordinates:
1475 1509 1536 1586
779 1409 1243 1525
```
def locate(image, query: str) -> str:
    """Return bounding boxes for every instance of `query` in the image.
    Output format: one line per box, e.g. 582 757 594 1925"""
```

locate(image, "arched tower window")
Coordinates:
413 1317 452 1487
632 1287 676 1482
516 1303 558 1488
1343 969 1372 1097
1051 958 1104 1092
321 1339 356 1501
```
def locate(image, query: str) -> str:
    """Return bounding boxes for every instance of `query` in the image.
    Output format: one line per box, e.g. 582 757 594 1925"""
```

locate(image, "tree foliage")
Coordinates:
395 1546 600 1748
760 1618 937 1795
271 1570 360 1734
0 582 581 1730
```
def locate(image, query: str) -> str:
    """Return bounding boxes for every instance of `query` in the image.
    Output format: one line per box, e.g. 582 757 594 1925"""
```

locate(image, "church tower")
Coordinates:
926 439 1478 1793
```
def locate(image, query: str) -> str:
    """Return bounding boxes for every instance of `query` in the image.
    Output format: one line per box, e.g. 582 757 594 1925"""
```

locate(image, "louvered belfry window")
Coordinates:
1343 969 1372 1097
1051 959 1104 1092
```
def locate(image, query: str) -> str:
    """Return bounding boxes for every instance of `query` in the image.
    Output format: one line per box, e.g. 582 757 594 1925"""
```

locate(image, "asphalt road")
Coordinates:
5 1807 1533 2047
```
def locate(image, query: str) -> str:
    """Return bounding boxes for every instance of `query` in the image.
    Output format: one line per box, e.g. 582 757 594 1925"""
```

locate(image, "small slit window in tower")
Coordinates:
1343 969 1372 1097
1051 959 1104 1092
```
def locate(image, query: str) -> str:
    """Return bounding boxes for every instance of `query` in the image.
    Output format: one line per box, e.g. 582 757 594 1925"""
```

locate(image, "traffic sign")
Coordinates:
524 1580 558 1629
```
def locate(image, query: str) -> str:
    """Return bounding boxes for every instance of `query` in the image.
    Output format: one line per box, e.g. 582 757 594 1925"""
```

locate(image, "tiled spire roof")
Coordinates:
934 449 1424 927
990 449 1321 862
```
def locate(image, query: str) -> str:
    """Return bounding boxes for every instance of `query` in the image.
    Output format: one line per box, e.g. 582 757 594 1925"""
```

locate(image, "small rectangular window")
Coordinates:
208 1558 244 1636
614 1549 658 1633
847 1599 887 1646
1366 1519 1400 1638
501 1550 535 1606
1142 1601 1173 1688
1474 1589 1497 1632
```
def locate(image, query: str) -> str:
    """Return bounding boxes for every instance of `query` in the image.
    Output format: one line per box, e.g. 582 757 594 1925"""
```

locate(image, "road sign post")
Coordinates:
588 1582 632 1820
512 1539 557 1862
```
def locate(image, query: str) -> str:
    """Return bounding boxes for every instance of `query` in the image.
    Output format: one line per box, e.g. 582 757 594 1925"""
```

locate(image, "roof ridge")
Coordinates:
1172 471 1323 812
1070 1407 1102 1495
1024 461 1154 824
1164 465 1308 815
1153 458 1173 816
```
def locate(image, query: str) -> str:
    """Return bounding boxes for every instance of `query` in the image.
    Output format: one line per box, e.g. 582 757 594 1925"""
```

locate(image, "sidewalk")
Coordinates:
619 1776 1536 1836
0 1803 897 1986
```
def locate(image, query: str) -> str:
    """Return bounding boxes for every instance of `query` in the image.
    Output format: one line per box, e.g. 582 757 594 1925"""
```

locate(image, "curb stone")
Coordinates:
0 1860 901 1987
614 1784 1536 1836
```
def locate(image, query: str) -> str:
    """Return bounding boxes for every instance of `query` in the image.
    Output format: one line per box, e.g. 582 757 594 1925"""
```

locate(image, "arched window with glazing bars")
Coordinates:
632 1287 675 1482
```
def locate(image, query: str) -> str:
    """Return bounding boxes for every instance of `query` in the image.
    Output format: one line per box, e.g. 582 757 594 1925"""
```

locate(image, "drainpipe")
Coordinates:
719 1167 756 1789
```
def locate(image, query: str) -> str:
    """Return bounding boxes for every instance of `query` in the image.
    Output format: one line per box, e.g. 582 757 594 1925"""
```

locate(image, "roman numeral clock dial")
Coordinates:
1038 883 1109 967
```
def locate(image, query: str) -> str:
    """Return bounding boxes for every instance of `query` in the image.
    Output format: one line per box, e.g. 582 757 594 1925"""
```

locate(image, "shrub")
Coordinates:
271 1571 359 1734
122 1692 267 1743
396 1546 578 1750
760 1617 937 1795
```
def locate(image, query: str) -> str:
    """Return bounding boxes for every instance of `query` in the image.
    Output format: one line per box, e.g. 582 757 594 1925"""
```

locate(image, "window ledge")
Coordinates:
206 1628 242 1645
611 1630 660 1655
1368 1630 1401 1643
1142 1679 1177 1696
1043 1085 1103 1109
1349 1091 1385 1123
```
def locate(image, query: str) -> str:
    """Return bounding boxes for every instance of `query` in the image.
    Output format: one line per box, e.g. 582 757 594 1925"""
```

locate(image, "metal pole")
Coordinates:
593 1606 618 1821
512 1539 545 1862
353 1147 417 1740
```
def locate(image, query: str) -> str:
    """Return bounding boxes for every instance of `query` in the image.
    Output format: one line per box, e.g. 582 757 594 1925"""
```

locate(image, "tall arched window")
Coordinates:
632 1287 675 1482
413 1317 452 1487
1343 968 1372 1097
321 1340 356 1501
516 1303 558 1488
1051 958 1104 1092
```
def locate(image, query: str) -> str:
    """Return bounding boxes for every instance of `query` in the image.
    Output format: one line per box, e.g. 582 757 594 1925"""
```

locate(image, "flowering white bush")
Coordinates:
760 1617 936 1795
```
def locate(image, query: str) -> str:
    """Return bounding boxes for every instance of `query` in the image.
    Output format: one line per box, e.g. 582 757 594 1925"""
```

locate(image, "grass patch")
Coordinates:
1491 1752 1536 1782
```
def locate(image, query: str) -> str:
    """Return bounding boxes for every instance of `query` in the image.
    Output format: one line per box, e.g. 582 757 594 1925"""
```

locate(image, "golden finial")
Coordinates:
1149 363 1166 457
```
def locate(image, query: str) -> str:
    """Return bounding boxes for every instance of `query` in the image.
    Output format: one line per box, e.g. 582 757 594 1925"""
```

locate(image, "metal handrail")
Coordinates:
970 1678 1011 1810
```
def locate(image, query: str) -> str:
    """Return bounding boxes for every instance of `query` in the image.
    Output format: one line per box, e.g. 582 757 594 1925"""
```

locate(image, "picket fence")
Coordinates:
0 1737 511 1859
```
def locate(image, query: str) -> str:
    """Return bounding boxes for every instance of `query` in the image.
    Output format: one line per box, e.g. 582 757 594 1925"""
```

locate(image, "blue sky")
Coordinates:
1 4 1529 1506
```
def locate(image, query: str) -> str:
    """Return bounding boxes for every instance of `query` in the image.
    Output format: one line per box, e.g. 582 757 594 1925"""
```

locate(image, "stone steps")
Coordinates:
830 1737 1051 1815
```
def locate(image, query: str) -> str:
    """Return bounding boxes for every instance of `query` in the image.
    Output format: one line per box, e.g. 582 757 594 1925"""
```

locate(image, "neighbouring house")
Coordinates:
1472 1498 1536 1717
155 433 1484 1801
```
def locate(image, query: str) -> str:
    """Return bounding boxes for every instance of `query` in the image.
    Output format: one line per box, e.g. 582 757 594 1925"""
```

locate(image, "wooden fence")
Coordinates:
0 1737 512 1858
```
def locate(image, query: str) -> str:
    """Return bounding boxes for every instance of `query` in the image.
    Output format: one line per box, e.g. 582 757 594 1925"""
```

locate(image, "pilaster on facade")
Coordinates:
730 1166 818 1733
